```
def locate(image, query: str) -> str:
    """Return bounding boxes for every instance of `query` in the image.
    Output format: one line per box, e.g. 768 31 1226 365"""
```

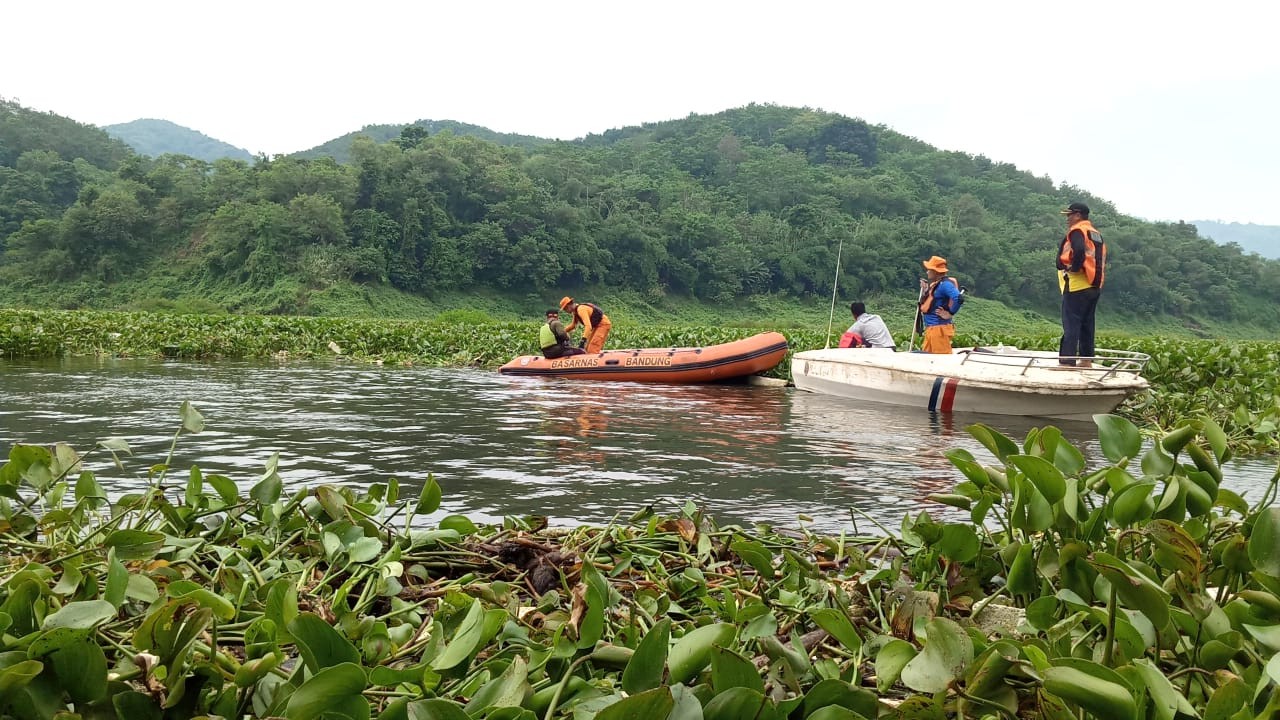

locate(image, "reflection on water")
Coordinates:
1 358 1275 530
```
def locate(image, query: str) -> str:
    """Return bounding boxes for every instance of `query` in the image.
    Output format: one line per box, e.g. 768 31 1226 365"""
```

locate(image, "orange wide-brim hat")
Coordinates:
922 256 948 273
559 296 573 310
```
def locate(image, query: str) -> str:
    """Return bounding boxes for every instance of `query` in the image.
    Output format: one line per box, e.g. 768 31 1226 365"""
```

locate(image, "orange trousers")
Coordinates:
584 321 612 354
922 324 955 354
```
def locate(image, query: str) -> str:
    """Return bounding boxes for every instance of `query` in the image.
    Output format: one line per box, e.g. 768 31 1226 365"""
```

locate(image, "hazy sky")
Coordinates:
4 1 1278 224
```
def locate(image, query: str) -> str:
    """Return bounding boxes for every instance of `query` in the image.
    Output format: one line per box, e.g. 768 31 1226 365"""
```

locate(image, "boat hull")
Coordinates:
792 347 1149 421
499 332 789 384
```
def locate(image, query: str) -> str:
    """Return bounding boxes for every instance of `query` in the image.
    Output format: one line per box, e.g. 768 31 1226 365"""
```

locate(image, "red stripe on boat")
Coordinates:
941 377 959 412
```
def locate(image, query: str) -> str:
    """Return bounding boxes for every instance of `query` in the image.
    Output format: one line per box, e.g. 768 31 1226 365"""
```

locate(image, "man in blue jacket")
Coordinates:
918 256 962 354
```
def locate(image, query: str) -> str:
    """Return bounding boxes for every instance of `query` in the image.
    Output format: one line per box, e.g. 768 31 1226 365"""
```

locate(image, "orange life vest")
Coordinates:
1058 220 1106 289
920 277 961 313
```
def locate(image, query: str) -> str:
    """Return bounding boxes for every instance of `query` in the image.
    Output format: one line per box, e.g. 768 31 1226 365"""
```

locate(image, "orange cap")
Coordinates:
559 296 573 310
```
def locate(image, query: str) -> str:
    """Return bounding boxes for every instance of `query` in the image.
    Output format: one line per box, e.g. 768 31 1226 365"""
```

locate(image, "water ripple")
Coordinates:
2 357 1275 530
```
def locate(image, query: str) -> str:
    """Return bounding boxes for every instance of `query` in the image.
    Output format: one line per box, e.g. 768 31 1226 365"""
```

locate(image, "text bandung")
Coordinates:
624 356 673 367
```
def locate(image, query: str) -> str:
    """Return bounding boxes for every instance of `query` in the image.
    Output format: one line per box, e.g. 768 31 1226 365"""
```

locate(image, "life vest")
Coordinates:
539 323 557 350
1058 220 1105 288
920 277 962 314
579 303 605 327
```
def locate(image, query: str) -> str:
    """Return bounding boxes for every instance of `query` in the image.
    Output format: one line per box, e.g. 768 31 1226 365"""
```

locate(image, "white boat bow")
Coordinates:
791 346 1150 421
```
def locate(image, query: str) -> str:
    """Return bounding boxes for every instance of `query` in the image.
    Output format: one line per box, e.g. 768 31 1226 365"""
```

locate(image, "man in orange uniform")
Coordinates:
560 296 612 354
918 256 962 354
1057 202 1106 368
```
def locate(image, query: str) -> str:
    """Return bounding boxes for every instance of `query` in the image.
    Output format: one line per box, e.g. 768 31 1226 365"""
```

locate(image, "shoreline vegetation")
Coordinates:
1 406 1278 718
3 307 1279 457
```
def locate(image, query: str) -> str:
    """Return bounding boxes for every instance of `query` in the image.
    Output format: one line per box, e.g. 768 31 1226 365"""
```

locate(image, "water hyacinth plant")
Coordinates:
2 404 1279 719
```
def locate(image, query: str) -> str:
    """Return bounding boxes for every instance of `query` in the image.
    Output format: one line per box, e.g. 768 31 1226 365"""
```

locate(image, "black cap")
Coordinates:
1060 202 1090 218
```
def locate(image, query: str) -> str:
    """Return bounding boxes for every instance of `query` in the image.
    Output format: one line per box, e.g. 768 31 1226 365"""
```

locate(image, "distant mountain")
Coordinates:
1193 220 1280 259
102 119 254 162
293 119 551 163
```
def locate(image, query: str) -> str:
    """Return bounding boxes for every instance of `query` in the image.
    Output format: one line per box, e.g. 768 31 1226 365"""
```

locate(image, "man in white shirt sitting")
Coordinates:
839 302 897 349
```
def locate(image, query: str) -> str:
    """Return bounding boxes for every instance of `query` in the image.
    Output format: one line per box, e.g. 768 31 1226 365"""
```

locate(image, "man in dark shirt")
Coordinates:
539 309 584 359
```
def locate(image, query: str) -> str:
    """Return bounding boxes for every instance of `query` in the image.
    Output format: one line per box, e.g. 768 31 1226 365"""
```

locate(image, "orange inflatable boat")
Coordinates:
498 332 789 383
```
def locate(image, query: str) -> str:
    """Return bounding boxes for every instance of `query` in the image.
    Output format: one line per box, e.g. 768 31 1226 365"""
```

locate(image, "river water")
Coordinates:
1 358 1275 531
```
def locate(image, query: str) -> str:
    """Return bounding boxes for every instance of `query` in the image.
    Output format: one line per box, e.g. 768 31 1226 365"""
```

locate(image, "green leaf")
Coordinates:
1203 675 1249 720
1088 552 1171 630
936 524 981 563
1145 519 1202 576
41 599 116 631
621 616 670 694
251 461 283 505
184 465 203 508
316 485 348 521
802 678 878 719
75 471 107 509
944 448 990 487
1094 414 1142 464
1249 507 1280 577
1244 623 1280 652
701 687 771 720
967 424 1019 463
97 437 132 454
1009 455 1067 504
113 690 163 720
0 659 44 697
806 707 868 720
49 639 107 704
710 645 764 695
809 608 864 654
416 475 442 514
1130 658 1197 720
288 612 361 673
731 538 774 578
1141 441 1175 478
1109 481 1156 527
1201 415 1231 464
406 699 471 720
170 587 236 622
595 687 675 720
347 536 384 564
284 662 367 720
464 655 528 714
206 473 239 504
104 548 128 608
179 400 205 433
1043 664 1136 720
265 578 299 642
102 529 165 560
431 599 485 671
438 514 477 536
873 638 917 692
900 618 974 693
576 583 606 650
668 622 736 684
127 573 160 604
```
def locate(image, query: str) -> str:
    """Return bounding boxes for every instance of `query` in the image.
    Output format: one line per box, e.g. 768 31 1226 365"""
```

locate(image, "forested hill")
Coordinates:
102 119 255 162
1 97 131 170
293 119 550 163
1 98 1278 331
1192 220 1280 260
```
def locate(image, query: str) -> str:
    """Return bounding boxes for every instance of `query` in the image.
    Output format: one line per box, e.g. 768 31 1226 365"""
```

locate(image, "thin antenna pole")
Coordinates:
825 233 844 349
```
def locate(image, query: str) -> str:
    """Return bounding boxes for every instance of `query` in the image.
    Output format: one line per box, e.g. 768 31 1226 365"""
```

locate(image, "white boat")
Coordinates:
791 346 1151 421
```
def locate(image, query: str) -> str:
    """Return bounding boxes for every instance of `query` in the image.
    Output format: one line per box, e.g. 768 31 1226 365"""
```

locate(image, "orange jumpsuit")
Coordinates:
565 302 612 354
